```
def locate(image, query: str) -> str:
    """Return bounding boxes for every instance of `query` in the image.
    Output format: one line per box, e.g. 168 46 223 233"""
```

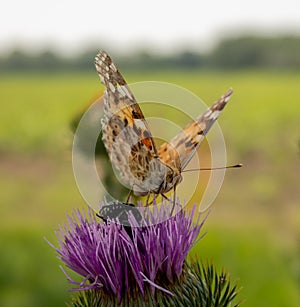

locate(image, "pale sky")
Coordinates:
1 0 300 55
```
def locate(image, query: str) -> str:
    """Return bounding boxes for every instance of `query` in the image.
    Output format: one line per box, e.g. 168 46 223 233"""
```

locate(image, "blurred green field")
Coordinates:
1 71 300 306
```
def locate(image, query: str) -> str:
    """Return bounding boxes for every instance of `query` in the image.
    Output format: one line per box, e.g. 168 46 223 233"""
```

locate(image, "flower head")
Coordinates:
50 199 205 302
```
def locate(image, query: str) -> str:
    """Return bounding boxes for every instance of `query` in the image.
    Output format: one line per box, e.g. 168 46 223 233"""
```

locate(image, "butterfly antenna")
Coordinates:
182 163 242 172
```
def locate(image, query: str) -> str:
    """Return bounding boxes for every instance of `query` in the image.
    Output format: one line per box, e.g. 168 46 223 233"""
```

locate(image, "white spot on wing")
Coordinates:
108 82 115 92
134 119 145 129
119 85 132 99
224 96 231 103
211 110 221 120
204 110 212 118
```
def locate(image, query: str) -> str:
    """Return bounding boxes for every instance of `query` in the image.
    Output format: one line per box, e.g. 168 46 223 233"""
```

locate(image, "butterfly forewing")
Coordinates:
94 51 168 195
158 89 233 171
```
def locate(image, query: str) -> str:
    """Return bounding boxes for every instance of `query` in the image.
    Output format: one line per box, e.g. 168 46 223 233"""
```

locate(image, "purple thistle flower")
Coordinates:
48 200 206 303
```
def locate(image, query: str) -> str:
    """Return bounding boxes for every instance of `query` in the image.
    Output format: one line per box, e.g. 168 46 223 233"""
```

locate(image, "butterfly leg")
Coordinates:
145 192 151 206
170 186 177 216
126 189 133 204
161 193 178 216
161 193 173 206
146 193 159 206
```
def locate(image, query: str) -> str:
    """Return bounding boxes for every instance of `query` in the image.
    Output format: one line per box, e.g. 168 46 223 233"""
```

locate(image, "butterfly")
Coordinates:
94 50 233 212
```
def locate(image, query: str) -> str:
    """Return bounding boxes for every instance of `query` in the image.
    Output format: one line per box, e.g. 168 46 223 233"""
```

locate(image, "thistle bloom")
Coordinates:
49 200 205 302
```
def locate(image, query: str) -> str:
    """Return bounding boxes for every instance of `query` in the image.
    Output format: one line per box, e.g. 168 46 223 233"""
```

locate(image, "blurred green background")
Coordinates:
1 1 300 306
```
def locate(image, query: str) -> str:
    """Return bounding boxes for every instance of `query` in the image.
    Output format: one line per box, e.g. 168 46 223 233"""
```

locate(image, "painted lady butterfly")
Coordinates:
94 51 233 211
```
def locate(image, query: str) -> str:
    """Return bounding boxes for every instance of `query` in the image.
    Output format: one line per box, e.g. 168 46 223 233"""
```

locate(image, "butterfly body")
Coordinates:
94 51 233 201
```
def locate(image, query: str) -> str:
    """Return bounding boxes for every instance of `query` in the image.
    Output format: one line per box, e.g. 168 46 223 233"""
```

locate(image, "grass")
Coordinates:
1 70 300 306
193 227 300 306
0 73 98 153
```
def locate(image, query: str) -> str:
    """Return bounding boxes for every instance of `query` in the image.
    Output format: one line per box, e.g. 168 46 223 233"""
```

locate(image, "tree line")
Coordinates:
1 35 300 72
